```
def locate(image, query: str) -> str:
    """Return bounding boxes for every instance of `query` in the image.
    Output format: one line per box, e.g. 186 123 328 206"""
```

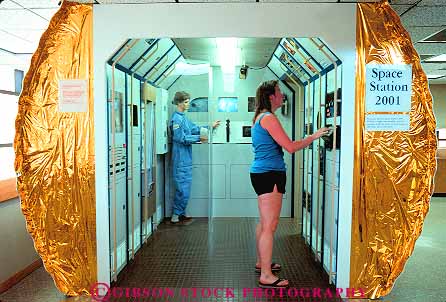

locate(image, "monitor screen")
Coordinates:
218 97 238 112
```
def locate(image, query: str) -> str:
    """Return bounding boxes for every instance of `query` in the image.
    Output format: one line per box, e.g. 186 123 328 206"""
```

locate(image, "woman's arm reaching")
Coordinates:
260 114 331 154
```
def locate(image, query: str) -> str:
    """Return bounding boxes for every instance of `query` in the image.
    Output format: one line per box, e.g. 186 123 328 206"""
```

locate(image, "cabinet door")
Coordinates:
156 88 168 154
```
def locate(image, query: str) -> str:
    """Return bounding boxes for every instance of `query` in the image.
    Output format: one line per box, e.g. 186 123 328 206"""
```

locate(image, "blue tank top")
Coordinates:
250 112 286 173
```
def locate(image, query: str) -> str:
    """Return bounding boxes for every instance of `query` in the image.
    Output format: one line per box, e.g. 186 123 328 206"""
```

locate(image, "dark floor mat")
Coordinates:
112 218 340 302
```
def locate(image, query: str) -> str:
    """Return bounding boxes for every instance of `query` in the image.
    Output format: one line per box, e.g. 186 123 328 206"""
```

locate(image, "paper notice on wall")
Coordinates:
365 114 410 131
58 80 87 112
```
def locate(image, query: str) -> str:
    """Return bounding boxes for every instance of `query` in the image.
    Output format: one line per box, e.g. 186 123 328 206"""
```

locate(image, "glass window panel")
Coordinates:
0 93 18 144
189 97 208 112
0 147 15 180
295 38 334 70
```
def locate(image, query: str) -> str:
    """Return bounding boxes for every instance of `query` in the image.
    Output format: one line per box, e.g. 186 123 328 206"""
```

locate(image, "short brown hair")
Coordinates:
173 91 190 105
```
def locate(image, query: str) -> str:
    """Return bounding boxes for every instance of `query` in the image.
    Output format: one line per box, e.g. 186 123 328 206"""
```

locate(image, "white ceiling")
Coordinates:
174 37 280 67
0 0 445 83
0 0 59 53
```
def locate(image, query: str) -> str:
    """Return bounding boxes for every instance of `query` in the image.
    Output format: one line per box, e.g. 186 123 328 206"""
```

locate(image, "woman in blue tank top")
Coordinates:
251 80 330 289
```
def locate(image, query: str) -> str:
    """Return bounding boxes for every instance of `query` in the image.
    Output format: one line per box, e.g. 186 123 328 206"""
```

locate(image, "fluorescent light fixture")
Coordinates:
216 37 237 50
438 129 446 140
420 28 446 43
173 61 210 76
425 54 446 62
426 74 445 79
216 38 240 74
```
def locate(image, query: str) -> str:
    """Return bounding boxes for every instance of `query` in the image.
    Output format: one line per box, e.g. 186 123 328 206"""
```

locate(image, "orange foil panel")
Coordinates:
14 2 96 296
351 1 437 298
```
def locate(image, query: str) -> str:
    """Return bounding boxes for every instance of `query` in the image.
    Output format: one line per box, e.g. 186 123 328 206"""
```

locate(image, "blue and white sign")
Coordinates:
365 64 412 113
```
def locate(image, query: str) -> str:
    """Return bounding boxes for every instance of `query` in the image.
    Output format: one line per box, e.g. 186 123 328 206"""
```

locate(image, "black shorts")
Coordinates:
250 171 286 196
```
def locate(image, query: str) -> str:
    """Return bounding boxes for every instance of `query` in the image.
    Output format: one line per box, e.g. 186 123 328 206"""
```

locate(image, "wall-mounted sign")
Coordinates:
365 114 410 131
366 64 412 112
58 79 87 112
365 64 412 131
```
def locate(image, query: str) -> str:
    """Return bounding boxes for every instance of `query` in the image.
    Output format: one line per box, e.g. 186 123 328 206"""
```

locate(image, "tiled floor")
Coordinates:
110 217 340 302
385 197 446 302
1 198 445 302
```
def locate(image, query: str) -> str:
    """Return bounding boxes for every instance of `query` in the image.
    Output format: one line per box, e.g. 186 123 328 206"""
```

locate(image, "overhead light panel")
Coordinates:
425 54 446 63
426 74 445 79
420 29 446 43
216 38 240 74
420 54 436 61
173 61 210 76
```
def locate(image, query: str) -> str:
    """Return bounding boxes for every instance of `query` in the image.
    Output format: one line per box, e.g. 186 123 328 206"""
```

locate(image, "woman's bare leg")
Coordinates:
256 223 261 267
257 185 288 286
256 223 281 269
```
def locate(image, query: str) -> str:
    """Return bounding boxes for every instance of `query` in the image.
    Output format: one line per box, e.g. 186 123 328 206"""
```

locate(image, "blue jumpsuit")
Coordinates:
170 111 205 216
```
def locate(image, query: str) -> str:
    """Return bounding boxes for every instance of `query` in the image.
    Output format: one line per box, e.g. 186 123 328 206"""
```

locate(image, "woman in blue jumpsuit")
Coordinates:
170 91 220 224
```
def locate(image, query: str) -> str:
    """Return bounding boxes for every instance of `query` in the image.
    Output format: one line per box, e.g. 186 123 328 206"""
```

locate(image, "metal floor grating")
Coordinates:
112 217 340 302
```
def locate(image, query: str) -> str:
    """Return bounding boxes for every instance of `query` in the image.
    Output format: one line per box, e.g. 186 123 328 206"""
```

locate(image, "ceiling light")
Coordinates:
420 54 435 61
425 54 446 63
426 74 445 79
216 37 237 50
173 61 209 76
420 28 446 43
216 38 240 74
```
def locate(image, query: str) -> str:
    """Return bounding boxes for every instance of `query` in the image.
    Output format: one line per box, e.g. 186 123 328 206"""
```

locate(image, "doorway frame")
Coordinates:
93 2 357 292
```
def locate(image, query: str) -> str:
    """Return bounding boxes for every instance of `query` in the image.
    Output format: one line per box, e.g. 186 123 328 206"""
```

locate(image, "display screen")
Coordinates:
132 104 138 127
242 126 252 137
189 97 208 112
248 97 256 112
114 91 124 133
218 97 238 112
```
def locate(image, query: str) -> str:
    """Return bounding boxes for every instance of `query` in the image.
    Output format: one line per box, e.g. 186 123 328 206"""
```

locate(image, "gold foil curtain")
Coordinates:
351 1 437 298
14 2 96 296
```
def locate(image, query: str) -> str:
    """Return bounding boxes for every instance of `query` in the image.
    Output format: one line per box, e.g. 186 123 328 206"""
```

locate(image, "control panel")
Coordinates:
325 88 342 118
322 124 341 150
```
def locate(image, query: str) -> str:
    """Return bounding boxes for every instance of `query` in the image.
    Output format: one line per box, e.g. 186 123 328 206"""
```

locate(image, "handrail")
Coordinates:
131 43 159 76
128 39 159 71
156 65 176 85
145 55 169 82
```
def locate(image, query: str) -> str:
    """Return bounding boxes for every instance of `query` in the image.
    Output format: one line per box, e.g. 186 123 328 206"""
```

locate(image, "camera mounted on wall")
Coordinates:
239 65 248 79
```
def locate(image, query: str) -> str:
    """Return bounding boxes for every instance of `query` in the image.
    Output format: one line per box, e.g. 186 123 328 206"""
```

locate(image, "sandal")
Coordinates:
255 262 281 273
258 278 289 289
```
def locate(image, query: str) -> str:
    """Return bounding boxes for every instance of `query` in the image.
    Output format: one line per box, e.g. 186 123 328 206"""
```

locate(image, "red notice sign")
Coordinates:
58 79 88 112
